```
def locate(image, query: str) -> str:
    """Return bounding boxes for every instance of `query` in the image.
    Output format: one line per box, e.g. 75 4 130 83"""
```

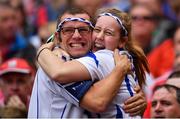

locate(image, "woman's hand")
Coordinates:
52 48 70 61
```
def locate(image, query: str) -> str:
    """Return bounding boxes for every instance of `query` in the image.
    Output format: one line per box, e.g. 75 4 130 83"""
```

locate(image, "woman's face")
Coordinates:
92 15 122 51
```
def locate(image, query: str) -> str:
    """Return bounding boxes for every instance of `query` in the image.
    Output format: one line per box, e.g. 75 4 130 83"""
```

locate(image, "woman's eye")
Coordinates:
94 28 101 33
105 31 113 36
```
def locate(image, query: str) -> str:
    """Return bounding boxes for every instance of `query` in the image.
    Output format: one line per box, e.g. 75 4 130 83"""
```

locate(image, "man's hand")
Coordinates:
123 85 147 116
6 95 26 110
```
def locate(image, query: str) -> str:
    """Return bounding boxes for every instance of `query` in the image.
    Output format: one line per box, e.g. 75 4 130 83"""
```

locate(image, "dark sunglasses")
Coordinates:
131 15 155 21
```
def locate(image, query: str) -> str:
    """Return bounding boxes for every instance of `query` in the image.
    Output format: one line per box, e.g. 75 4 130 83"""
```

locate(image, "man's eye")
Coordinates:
4 79 13 84
79 28 89 32
151 101 157 107
64 28 74 32
162 101 172 106
17 79 26 84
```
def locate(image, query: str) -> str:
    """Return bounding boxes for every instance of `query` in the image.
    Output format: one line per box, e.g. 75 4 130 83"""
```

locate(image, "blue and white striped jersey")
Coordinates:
28 67 93 118
76 49 141 118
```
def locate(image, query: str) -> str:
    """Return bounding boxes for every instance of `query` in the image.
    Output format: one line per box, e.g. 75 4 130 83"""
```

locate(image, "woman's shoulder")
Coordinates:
95 49 114 55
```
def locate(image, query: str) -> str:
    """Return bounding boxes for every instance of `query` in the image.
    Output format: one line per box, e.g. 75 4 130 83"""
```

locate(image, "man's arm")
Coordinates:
37 42 92 83
123 85 147 116
80 49 130 112
80 50 147 115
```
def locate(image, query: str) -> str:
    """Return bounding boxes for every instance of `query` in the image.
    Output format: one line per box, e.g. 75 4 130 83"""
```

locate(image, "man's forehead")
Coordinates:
61 13 90 21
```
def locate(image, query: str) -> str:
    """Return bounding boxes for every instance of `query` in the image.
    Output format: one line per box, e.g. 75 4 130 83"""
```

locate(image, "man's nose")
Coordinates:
11 82 19 90
154 102 163 112
72 29 82 39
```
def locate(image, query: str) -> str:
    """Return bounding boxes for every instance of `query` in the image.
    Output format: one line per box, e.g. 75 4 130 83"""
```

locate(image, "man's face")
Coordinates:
0 73 32 105
151 87 180 118
59 13 92 58
0 6 17 41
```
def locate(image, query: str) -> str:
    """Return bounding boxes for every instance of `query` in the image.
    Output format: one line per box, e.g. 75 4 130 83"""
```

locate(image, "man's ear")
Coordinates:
118 36 128 48
55 32 61 41
54 32 62 47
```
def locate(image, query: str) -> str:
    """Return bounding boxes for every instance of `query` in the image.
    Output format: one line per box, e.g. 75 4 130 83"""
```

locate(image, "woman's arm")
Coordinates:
37 42 91 83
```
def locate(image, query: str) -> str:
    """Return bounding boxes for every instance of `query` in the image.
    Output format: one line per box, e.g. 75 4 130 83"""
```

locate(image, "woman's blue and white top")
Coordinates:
76 49 140 118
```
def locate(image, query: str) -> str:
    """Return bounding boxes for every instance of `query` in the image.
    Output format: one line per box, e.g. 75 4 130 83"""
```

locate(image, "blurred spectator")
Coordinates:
9 0 33 38
29 21 56 50
36 0 69 27
133 0 164 17
133 0 177 51
0 1 37 70
169 0 180 22
0 58 34 118
72 0 106 16
150 84 180 118
144 27 180 116
144 69 180 118
130 4 159 54
103 0 131 12
29 0 70 50
148 25 180 78
0 106 27 118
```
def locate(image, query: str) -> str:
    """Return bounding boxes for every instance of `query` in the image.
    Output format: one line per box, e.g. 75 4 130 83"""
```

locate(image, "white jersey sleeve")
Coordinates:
76 50 115 81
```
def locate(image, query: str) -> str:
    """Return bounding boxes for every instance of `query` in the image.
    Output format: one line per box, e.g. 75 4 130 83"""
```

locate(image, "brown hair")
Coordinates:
56 6 95 30
96 8 150 87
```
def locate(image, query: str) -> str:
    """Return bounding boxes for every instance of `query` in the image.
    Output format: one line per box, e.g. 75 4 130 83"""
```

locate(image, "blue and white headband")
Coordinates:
46 17 94 43
99 12 128 36
56 17 94 32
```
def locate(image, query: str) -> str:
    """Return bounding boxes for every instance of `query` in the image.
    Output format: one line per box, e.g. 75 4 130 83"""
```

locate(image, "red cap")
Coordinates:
0 58 32 76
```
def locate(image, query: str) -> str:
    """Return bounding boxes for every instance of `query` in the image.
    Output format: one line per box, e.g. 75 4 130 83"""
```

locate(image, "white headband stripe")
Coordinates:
56 17 94 32
99 13 128 36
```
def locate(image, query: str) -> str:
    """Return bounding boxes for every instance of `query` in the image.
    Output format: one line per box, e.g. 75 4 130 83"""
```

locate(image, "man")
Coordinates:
28 7 146 118
0 1 36 70
144 69 180 118
151 84 180 118
0 58 34 117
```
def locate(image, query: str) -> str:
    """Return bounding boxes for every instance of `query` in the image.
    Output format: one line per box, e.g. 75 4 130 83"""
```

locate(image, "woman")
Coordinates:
37 8 149 117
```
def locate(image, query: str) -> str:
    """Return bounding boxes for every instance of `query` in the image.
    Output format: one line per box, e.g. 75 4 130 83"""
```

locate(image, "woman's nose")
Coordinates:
96 31 104 40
